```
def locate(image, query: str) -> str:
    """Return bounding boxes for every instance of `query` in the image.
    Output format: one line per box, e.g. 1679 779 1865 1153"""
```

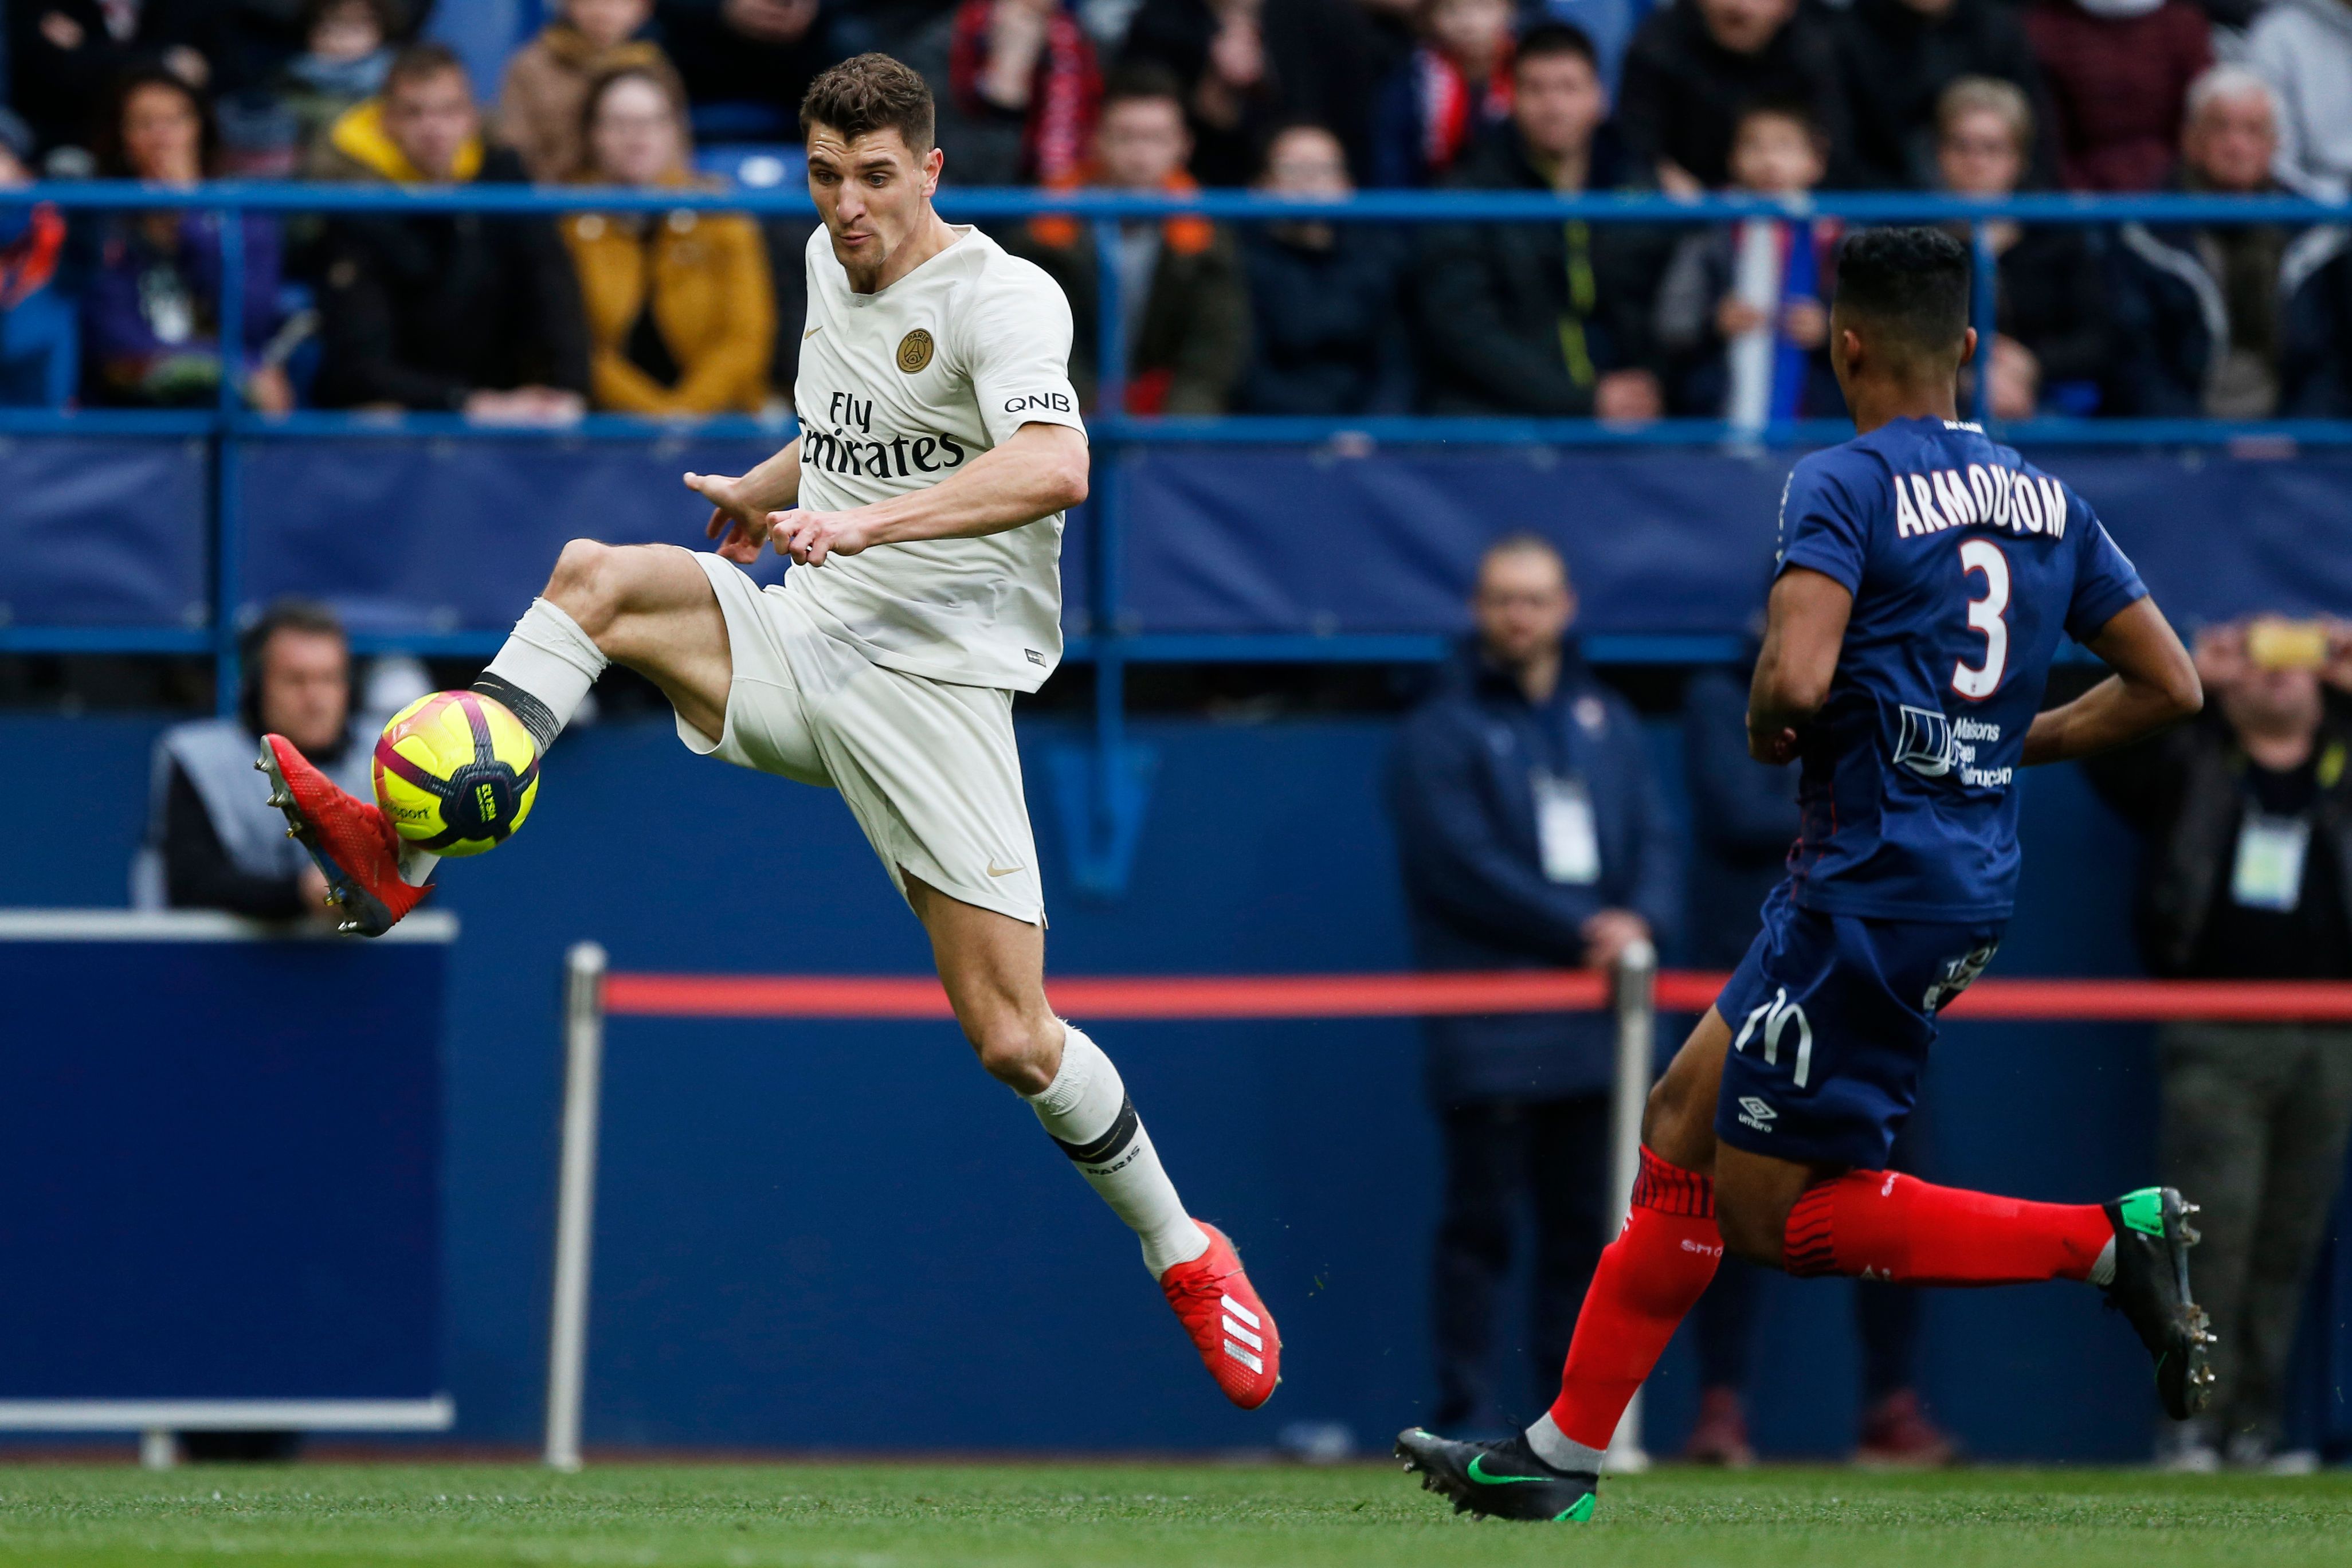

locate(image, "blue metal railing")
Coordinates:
8 179 2352 885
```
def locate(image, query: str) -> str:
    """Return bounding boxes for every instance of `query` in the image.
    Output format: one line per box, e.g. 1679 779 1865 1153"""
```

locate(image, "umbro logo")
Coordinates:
1736 1095 1777 1134
1221 1293 1265 1373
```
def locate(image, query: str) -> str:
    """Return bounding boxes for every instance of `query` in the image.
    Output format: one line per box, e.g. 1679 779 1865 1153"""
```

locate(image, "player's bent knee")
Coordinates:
967 1018 1058 1095
544 539 623 634
1641 1073 1714 1169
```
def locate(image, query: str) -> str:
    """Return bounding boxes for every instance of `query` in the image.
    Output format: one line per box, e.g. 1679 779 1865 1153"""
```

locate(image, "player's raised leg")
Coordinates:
1400 1008 1732 1522
905 875 1280 1409
261 539 730 934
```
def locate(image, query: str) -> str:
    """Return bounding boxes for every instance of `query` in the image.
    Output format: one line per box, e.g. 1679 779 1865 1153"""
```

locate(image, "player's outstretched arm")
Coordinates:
762 422 1089 567
685 439 805 564
1747 567 1855 765
2021 597 2202 766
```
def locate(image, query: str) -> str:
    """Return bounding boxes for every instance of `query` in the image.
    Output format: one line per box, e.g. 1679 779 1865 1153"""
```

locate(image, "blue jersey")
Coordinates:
1775 416 2146 921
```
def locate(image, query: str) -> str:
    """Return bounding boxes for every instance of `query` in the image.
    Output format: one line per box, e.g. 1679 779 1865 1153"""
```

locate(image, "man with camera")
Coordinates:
2088 614 2352 1472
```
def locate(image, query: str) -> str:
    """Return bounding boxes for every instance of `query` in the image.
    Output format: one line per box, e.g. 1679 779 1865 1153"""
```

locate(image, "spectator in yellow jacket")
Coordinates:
563 61 774 416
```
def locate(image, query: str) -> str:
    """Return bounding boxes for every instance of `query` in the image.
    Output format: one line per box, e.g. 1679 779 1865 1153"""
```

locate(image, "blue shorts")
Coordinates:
1713 883 2005 1170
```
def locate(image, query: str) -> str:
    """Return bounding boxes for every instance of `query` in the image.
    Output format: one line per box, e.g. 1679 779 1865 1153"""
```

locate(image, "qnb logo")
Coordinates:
1005 391 1072 415
1734 987 1814 1088
1735 1096 1778 1134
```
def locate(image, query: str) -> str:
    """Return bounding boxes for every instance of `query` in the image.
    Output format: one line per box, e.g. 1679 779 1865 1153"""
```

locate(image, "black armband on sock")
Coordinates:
1051 1095 1140 1167
472 672 562 752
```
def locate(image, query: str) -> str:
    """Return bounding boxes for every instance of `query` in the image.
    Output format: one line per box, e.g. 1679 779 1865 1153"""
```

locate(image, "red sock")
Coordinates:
1543 1147 1723 1453
1782 1170 2112 1285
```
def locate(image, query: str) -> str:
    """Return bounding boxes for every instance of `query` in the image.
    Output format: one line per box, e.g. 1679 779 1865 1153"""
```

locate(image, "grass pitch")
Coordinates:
0 1460 2344 1568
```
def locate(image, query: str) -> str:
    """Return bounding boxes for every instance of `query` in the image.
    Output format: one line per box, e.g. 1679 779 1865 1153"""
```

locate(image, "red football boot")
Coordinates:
256 734 432 936
1159 1222 1280 1409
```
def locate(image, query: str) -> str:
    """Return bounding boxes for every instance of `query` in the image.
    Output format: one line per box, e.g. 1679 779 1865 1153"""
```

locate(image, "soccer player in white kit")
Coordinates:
257 53 1281 1410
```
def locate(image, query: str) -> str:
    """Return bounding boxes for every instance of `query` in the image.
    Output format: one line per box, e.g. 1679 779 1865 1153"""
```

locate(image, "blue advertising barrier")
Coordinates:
240 435 789 635
1118 442 2352 638
0 911 452 1435
0 436 207 637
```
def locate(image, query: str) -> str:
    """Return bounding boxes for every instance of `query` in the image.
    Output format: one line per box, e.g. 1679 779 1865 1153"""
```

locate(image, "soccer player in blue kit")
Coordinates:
1400 227 2214 1522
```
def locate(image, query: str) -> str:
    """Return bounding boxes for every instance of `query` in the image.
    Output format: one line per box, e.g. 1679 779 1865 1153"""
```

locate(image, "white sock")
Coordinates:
2088 1235 2117 1288
1025 1025 1209 1277
396 600 607 890
473 598 608 754
1525 1412 1606 1474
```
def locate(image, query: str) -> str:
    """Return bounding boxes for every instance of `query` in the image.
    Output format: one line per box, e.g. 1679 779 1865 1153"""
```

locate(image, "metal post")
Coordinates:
1088 215 1130 890
544 942 607 1472
1603 938 1657 1474
211 205 247 716
1091 217 1127 418
1969 223 1998 426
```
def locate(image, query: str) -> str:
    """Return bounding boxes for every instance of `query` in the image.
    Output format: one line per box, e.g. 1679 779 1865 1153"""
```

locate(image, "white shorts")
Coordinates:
681 552 1046 925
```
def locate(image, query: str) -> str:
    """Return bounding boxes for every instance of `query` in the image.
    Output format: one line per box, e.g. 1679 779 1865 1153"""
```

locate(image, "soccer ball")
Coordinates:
371 691 541 858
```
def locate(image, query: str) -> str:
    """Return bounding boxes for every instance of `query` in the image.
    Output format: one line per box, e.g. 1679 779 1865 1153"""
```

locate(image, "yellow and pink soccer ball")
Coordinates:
371 691 540 858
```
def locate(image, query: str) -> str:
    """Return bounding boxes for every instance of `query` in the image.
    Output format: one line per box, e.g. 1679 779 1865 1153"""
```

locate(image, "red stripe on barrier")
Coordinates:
601 970 1613 1020
598 970 2352 1023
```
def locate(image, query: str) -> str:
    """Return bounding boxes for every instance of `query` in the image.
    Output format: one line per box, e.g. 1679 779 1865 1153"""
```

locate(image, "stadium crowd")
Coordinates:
3 0 2352 419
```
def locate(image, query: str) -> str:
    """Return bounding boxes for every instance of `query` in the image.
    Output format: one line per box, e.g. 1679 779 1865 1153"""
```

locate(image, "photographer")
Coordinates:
2086 614 2352 1471
140 602 374 924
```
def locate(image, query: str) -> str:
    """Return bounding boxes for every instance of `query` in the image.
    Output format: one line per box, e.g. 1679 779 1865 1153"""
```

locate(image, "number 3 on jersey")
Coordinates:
1951 538 2010 699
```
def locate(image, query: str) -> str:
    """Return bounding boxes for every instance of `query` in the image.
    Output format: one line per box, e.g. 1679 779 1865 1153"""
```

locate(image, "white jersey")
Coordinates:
786 224 1086 692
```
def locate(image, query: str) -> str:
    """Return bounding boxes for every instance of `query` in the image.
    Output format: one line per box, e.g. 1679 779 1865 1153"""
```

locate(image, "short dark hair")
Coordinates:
800 53 935 152
384 40 470 97
1514 20 1600 74
239 599 348 734
1100 62 1187 113
1834 226 1972 358
1733 95 1823 148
